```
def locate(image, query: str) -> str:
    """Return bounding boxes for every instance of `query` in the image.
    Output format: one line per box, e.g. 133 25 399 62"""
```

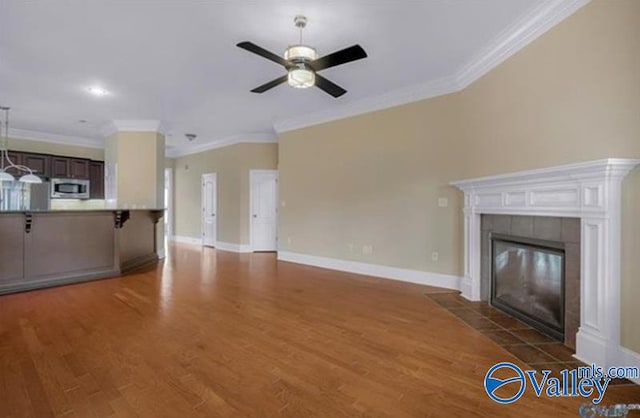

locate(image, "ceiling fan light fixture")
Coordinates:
237 14 366 97
284 44 317 61
287 67 315 88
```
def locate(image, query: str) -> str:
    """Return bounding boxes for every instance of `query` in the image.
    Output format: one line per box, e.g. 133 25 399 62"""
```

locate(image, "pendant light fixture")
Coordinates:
0 107 42 184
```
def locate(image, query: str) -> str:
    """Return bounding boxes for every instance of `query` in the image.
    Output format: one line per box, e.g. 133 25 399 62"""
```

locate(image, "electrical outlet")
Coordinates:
281 200 287 207
431 252 439 262
348 243 354 253
362 245 374 255
287 237 292 245
438 197 449 208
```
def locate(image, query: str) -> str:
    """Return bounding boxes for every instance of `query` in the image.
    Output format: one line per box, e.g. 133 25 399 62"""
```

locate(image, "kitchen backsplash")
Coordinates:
50 199 107 210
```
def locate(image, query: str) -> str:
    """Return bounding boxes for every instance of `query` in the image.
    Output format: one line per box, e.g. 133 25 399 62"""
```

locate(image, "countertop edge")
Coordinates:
0 208 166 214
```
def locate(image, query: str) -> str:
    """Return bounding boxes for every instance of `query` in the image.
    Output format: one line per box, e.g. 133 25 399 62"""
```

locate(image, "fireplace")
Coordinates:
480 215 579 347
491 233 565 341
452 158 640 370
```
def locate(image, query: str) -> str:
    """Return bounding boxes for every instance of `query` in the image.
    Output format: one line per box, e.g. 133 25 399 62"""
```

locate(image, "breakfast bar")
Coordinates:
0 209 164 294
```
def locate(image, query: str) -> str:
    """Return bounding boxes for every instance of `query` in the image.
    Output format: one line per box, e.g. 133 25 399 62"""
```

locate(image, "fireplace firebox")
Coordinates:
491 233 565 341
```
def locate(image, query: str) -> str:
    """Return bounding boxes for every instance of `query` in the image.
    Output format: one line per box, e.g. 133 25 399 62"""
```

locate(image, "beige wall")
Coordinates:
174 143 278 244
455 0 640 177
279 95 464 275
278 0 640 350
7 137 104 160
105 131 165 208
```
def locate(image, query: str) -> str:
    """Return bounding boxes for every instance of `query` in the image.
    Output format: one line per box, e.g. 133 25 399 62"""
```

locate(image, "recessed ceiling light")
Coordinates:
86 86 109 97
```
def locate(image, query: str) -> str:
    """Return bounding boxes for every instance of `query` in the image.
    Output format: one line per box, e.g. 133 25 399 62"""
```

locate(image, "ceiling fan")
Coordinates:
237 15 367 98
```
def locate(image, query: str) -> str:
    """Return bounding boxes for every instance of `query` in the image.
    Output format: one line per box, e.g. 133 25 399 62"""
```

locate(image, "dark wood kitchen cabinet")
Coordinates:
4 151 23 176
6 150 99 182
51 157 70 178
21 153 50 176
89 161 105 199
69 159 90 179
4 151 50 177
50 157 90 179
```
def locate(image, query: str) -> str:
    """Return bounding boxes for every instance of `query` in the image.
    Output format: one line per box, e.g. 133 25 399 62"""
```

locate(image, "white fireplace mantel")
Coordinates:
452 158 640 370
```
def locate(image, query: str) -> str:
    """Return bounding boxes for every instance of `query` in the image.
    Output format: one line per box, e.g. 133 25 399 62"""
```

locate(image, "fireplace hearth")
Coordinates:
490 233 565 341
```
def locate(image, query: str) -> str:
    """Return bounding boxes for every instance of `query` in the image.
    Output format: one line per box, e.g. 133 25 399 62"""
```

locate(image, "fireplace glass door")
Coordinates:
491 234 565 340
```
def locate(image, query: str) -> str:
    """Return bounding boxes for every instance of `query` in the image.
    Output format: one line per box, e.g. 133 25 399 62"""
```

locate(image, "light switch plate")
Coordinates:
438 197 448 208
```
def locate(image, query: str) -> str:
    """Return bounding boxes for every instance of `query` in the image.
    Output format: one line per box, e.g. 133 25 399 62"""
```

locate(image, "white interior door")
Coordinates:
250 170 278 251
202 173 217 247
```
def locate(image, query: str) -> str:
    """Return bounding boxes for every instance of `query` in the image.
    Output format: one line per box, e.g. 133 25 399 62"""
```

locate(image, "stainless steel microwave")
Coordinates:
51 178 90 199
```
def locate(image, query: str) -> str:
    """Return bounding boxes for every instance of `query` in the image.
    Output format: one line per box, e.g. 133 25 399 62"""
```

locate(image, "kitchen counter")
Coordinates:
0 208 165 213
0 209 164 295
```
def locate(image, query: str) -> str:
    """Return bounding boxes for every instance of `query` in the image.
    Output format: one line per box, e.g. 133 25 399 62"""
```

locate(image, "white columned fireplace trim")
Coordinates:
452 159 640 369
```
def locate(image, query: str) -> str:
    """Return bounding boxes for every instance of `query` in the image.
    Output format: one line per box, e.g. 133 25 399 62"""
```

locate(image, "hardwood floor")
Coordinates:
1 243 638 417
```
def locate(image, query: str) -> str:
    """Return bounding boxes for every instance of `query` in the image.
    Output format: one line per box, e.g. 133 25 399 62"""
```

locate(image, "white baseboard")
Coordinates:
213 241 252 253
575 328 609 369
277 251 461 291
459 276 477 301
172 235 202 245
171 236 252 253
615 346 640 385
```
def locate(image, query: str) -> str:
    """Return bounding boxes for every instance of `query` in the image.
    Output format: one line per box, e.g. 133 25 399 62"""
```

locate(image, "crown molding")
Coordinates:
5 1 592 151
455 0 591 89
100 119 166 138
273 75 458 133
8 128 104 149
274 0 591 134
166 132 277 158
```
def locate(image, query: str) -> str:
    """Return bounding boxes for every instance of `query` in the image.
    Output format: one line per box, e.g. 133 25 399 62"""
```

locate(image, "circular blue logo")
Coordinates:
484 362 527 404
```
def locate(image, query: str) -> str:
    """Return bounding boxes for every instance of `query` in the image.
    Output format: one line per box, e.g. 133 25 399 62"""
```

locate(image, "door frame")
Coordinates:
164 168 173 238
201 172 217 247
249 169 279 252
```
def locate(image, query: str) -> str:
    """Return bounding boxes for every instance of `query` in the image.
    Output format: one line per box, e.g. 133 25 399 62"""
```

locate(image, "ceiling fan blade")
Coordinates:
310 44 367 71
250 75 288 93
237 41 293 69
315 74 347 98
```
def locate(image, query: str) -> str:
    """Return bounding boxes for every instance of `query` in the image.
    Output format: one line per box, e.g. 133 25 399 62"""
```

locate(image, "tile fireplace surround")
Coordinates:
480 214 581 349
452 159 640 378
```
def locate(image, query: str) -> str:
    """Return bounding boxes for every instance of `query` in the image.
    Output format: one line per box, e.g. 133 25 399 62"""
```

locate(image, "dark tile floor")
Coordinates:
426 292 633 386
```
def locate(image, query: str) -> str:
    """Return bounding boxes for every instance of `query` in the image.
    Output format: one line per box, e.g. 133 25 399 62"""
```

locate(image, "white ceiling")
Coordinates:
0 0 581 156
